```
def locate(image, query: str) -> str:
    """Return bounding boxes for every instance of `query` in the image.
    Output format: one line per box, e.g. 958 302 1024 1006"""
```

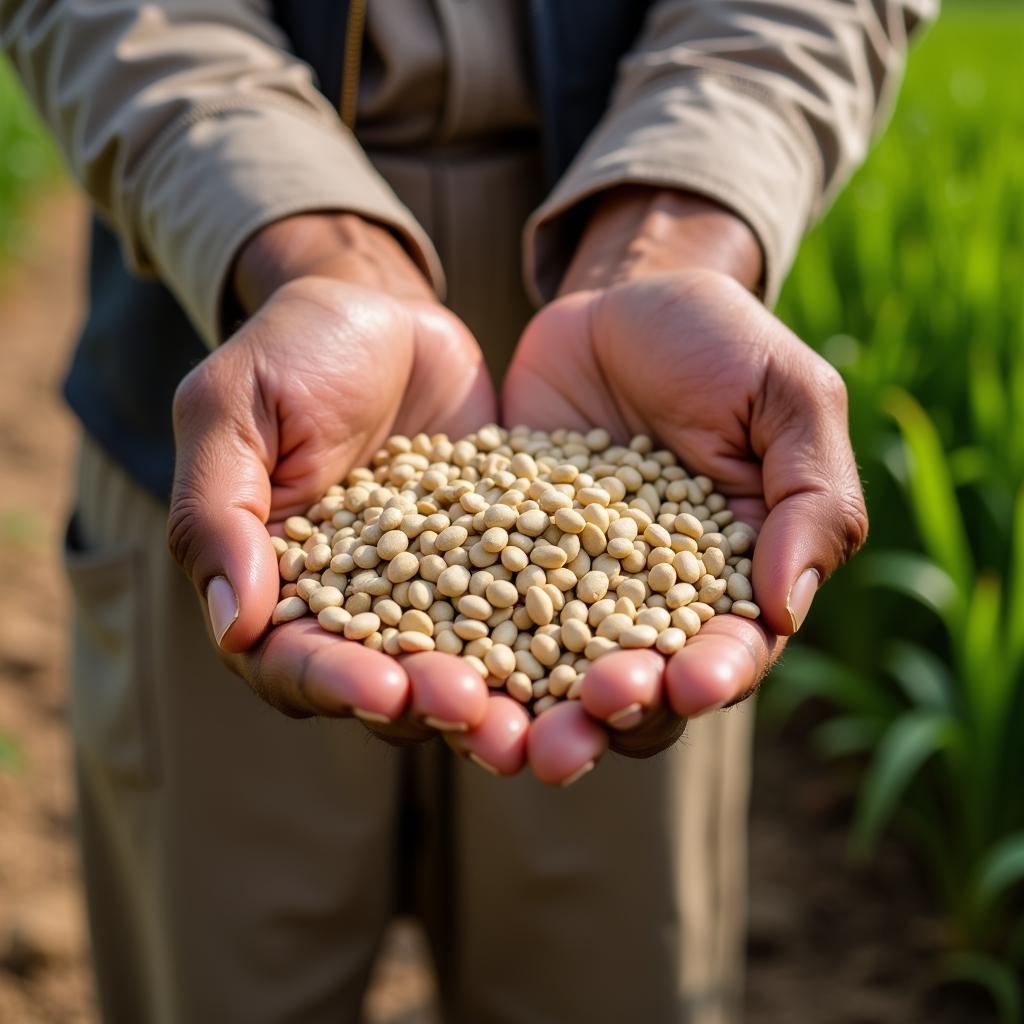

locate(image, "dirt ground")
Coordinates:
0 190 971 1023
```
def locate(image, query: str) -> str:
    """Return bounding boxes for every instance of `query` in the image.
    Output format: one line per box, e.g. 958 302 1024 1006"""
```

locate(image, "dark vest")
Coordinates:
66 0 650 500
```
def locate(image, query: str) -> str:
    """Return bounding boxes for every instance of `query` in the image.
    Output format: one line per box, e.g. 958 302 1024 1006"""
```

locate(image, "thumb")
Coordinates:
751 360 868 637
168 362 279 653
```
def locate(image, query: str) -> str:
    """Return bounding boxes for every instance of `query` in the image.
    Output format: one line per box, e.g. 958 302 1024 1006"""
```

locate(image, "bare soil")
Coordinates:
0 191 976 1023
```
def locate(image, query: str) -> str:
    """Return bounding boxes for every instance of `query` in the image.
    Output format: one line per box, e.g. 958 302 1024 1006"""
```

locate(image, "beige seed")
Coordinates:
437 564 471 598
408 580 433 610
655 627 686 654
665 582 697 609
584 636 619 661
279 548 307 582
309 586 343 613
398 609 433 636
698 577 728 604
606 537 635 560
459 595 493 621
577 570 610 604
619 624 658 649
344 612 381 640
284 515 314 541
548 664 577 698
648 562 677 593
553 508 586 534
486 579 519 609
674 550 703 584
317 606 351 633
484 644 516 680
516 509 550 537
515 649 546 680
387 551 420 584
689 601 716 623
506 672 534 703
560 618 591 652
396 631 434 653
525 585 555 626
726 573 753 602
530 544 567 570
671 606 702 637
296 577 322 601
435 525 469 552
702 546 726 577
464 655 489 679
635 607 671 632
530 632 561 667
435 630 464 654
377 530 409 560
596 613 632 641
479 526 508 553
272 596 308 624
617 578 647 606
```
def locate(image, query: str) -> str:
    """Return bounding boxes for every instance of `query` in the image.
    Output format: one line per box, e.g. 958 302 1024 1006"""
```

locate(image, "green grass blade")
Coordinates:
941 952 1021 1024
762 647 899 726
884 388 973 600
1005 486 1024 672
971 831 1024 922
857 549 959 627
882 639 955 712
851 709 957 861
813 715 886 759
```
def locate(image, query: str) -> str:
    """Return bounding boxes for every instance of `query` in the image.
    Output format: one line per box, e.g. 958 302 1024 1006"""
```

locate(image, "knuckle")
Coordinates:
834 486 869 564
166 491 205 576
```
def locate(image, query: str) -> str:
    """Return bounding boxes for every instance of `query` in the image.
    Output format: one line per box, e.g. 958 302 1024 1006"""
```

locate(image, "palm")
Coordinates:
502 272 815 778
174 279 531 772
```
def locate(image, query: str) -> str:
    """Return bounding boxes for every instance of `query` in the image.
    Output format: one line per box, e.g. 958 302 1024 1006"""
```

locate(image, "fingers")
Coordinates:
580 650 686 757
664 614 782 716
234 619 410 721
400 652 490 732
526 700 608 786
753 354 868 636
169 357 278 653
445 695 531 776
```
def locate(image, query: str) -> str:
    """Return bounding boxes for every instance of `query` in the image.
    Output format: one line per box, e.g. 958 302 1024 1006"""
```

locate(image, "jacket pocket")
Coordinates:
64 514 160 787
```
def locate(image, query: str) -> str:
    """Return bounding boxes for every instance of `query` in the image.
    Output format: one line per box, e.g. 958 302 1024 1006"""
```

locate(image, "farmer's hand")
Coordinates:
169 213 528 766
502 188 868 784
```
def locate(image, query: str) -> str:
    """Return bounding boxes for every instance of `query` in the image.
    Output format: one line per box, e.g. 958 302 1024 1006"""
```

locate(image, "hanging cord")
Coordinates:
340 0 367 129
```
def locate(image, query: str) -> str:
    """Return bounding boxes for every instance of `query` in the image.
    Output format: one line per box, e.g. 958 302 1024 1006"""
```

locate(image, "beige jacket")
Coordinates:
1 0 935 346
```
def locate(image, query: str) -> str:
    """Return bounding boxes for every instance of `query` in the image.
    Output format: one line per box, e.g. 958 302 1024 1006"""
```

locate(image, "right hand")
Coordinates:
168 214 529 771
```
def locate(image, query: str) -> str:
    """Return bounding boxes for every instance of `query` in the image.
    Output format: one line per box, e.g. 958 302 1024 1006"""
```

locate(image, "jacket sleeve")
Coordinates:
524 0 937 306
0 0 444 346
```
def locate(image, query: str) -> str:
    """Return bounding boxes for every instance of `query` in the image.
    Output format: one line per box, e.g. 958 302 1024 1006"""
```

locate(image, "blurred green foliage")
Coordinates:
770 4 1024 1015
0 57 60 257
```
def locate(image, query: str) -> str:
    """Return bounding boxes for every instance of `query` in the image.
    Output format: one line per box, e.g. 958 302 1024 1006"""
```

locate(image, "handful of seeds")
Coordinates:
272 425 760 715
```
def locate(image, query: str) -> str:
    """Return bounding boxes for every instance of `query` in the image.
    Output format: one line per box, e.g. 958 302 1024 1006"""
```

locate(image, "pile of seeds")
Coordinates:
272 425 760 715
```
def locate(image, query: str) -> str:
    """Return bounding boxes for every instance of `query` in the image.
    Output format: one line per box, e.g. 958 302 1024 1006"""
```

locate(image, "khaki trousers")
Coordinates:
67 144 754 1024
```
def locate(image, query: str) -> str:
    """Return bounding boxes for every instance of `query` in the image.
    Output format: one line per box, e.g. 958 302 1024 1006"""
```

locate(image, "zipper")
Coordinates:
340 0 367 130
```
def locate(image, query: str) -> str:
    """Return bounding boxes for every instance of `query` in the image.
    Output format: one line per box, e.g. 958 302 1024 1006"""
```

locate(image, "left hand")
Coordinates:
501 189 868 785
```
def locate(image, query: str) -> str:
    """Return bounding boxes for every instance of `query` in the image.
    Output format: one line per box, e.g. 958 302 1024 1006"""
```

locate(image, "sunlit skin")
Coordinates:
169 194 867 785
503 269 867 782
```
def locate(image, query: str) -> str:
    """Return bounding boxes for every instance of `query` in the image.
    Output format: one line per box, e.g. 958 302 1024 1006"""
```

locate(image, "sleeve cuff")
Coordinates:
524 69 820 308
127 96 445 347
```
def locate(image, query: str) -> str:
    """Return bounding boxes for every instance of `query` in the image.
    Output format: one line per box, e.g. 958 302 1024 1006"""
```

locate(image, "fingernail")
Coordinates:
607 702 645 731
786 568 820 633
561 760 595 788
354 708 391 725
207 576 238 647
424 716 469 733
468 753 500 776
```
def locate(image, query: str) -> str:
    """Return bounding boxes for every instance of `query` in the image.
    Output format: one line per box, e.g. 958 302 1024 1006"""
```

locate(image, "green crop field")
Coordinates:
770 4 1024 1018
2 2 1024 1014
0 58 59 257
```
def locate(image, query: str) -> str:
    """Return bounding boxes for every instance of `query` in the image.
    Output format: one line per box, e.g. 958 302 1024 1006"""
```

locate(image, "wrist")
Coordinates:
233 212 435 314
559 186 763 297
